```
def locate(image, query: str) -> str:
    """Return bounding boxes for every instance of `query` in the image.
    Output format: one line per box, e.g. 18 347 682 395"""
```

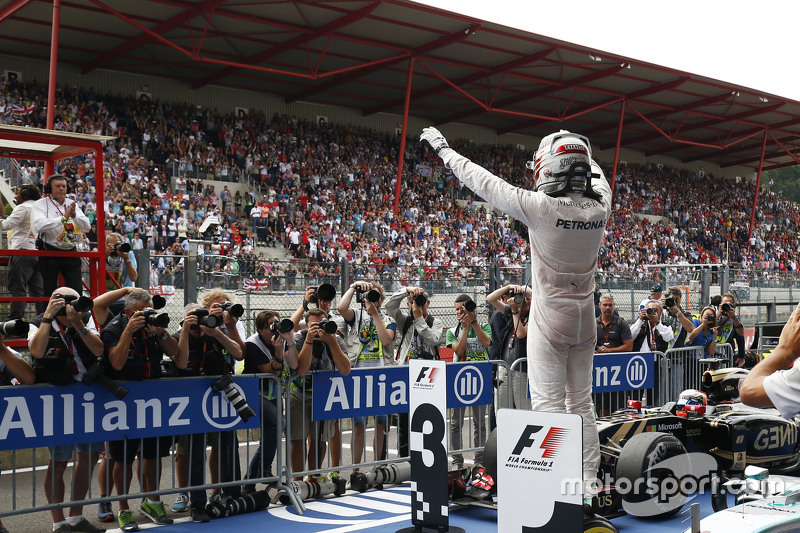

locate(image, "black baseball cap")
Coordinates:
650 284 662 293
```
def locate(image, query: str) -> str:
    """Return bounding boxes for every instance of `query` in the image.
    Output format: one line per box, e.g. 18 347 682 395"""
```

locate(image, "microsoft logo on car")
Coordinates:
646 423 682 432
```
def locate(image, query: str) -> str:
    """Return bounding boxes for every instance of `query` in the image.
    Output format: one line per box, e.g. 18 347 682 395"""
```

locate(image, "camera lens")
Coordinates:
278 318 294 333
646 307 656 316
316 283 336 302
318 318 338 335
221 302 244 318
114 242 131 253
413 294 427 307
0 319 29 337
513 294 524 305
665 297 676 308
463 300 476 313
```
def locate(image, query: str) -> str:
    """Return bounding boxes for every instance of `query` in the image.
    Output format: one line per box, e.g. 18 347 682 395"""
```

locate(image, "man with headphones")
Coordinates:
0 184 45 320
32 174 91 296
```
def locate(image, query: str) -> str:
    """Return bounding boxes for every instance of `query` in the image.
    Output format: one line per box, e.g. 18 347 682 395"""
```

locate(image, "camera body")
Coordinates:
113 241 131 254
269 318 295 334
54 293 94 316
413 294 427 308
142 307 170 328
219 301 244 318
317 318 339 335
356 288 381 304
191 308 221 329
309 283 336 305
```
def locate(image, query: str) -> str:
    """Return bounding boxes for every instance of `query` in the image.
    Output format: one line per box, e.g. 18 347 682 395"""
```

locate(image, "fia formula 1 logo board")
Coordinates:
498 409 583 532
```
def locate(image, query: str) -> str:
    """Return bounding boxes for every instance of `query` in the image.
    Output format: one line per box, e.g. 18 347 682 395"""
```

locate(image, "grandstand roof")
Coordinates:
2 0 800 171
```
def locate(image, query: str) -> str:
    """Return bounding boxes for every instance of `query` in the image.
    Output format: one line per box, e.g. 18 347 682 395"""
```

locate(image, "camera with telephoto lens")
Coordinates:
356 287 381 304
0 318 29 337
55 293 94 316
270 318 295 334
190 308 222 330
83 362 129 400
463 300 477 313
317 318 338 335
141 307 170 328
309 283 336 305
413 294 427 307
211 372 255 422
721 302 734 313
645 307 657 316
665 297 676 308
219 301 244 318
113 241 131 254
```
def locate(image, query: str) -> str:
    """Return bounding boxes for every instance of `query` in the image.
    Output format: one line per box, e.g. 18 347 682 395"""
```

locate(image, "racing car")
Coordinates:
595 361 800 519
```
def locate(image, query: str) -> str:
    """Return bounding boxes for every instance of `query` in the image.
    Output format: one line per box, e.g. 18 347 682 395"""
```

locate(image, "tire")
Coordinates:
614 431 689 519
584 514 620 533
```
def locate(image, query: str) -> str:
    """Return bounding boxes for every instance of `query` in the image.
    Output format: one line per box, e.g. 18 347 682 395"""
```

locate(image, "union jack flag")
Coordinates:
242 278 270 290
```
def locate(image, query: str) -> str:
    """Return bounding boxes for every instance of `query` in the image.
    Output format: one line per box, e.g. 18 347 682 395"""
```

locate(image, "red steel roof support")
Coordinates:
394 58 415 216
45 0 60 178
609 101 626 201
747 131 768 244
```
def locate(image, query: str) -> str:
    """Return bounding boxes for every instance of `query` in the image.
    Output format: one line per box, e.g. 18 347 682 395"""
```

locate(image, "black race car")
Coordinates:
595 361 800 519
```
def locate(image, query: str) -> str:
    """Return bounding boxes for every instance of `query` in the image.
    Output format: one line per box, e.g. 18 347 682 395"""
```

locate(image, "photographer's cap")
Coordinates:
650 284 662 294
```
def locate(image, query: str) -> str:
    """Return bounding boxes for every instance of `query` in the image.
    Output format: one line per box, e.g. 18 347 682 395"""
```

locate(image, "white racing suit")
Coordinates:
443 150 612 487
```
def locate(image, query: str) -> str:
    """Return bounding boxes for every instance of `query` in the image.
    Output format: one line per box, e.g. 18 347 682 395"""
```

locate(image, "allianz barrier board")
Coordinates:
312 362 493 421
592 352 654 393
0 376 260 450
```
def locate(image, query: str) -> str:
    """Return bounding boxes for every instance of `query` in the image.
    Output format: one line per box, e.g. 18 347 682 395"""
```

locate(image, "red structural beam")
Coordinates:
286 25 479 105
192 1 382 89
0 0 34 24
748 132 768 243
82 0 230 74
435 63 624 126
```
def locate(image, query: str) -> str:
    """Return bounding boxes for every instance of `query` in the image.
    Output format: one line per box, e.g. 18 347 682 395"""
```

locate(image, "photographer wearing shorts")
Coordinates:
446 294 491 470
102 288 180 531
242 310 294 493
385 286 444 457
339 281 396 465
1 183 44 320
288 308 350 478
171 295 244 518
28 287 105 533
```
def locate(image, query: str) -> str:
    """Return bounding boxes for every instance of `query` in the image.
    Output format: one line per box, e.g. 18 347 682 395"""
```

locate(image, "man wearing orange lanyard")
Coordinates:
32 174 91 296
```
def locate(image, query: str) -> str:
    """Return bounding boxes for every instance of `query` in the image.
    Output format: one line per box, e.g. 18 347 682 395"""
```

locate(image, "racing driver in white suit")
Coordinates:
421 127 612 501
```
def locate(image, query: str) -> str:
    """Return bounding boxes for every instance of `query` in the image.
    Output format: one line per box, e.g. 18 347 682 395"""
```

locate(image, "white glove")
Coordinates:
420 127 450 156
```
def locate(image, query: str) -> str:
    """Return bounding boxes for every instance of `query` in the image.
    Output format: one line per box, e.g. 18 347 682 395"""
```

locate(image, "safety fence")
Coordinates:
0 362 507 523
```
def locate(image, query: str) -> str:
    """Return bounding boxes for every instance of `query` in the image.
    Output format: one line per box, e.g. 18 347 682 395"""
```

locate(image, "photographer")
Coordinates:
661 286 696 349
289 308 350 479
630 301 674 353
28 287 105 533
102 288 180 531
687 306 719 356
486 284 531 412
181 290 246 507
715 292 746 364
0 183 44 320
242 310 294 493
0 333 34 533
105 232 138 313
446 294 491 470
338 281 396 466
170 299 242 521
385 286 444 457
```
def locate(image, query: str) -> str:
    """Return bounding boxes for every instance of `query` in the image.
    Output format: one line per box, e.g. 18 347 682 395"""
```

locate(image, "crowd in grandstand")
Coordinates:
2 74 800 289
